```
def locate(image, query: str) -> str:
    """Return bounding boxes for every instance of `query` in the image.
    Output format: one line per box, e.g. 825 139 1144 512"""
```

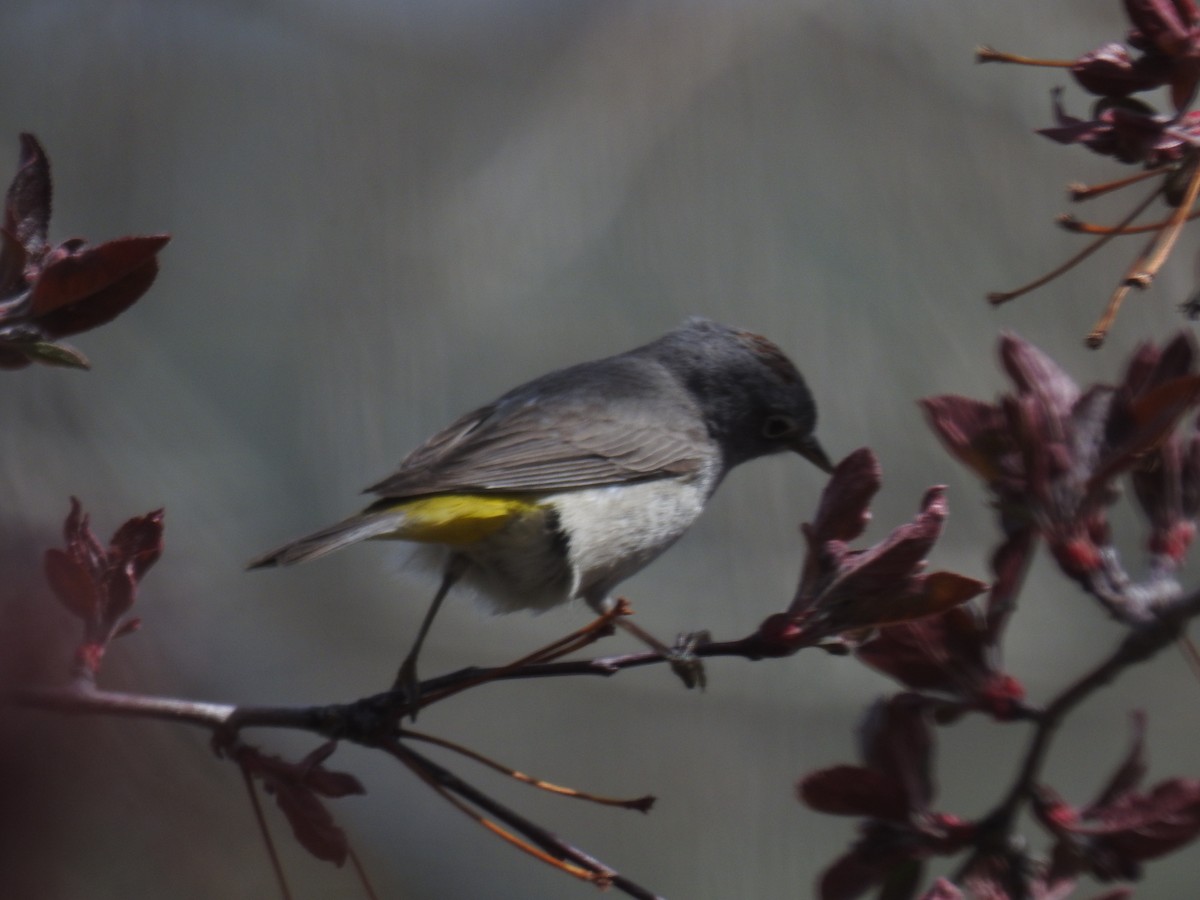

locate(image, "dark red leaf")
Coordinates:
34 255 160 338
43 547 98 620
828 571 986 635
238 745 360 866
271 781 350 865
63 495 85 544
808 448 881 544
1121 340 1164 396
919 395 1009 482
1092 374 1200 490
986 527 1036 640
63 496 105 572
0 230 28 298
856 606 997 701
1088 778 1200 859
832 488 947 600
860 695 934 814
302 764 366 799
819 846 894 900
4 133 51 257
29 235 169 317
1124 0 1195 54
798 765 910 820
1072 42 1171 95
1000 332 1080 417
109 508 164 579
1144 331 1197 386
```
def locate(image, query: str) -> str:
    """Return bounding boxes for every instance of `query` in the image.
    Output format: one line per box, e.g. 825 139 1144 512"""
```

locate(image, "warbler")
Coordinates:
249 317 831 696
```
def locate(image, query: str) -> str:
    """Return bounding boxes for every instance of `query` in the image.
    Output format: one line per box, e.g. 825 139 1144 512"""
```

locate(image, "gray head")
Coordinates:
638 317 832 473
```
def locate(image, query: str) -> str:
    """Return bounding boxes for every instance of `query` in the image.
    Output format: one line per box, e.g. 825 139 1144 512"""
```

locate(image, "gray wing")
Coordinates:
366 358 710 498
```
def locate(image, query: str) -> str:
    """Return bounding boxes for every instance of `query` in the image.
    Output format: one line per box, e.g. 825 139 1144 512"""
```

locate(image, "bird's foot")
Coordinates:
392 654 422 721
666 630 711 690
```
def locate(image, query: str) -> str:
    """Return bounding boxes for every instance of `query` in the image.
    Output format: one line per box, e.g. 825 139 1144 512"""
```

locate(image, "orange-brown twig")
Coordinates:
989 184 1163 306
405 728 655 811
1069 166 1173 201
1129 160 1200 286
413 603 628 712
976 46 1075 67
1058 207 1200 235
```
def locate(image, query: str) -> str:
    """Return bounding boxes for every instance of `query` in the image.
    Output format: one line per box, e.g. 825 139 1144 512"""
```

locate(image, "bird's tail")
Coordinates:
246 508 410 569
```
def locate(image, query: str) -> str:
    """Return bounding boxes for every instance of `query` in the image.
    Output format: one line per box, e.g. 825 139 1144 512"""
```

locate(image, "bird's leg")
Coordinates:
604 602 708 690
394 554 468 717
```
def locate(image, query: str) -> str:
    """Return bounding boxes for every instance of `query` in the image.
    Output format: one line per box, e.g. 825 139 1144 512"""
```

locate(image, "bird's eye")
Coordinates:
762 414 798 439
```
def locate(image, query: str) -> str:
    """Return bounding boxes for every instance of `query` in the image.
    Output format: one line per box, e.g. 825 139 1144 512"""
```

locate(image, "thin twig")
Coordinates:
1058 207 1200 235
345 847 381 900
240 760 294 900
413 603 626 711
8 631 781 741
975 46 1074 67
405 727 655 810
1068 166 1172 201
1086 184 1174 347
384 740 663 900
988 183 1162 307
1128 159 1200 285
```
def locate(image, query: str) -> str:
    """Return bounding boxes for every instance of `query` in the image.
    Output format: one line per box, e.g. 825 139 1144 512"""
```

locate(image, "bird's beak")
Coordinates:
792 434 834 474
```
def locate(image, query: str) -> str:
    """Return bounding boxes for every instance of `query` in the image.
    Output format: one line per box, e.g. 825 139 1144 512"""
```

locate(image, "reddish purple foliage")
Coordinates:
1034 714 1200 882
855 606 1025 720
1037 90 1200 167
756 449 986 655
0 133 169 369
42 497 163 678
235 741 366 866
922 332 1200 625
799 696 975 900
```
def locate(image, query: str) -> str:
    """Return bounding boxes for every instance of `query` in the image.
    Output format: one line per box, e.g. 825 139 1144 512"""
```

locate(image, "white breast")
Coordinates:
551 468 718 611
448 467 720 615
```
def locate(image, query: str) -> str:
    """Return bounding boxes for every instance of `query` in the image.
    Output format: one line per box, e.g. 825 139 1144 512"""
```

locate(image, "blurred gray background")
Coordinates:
3 1 1199 897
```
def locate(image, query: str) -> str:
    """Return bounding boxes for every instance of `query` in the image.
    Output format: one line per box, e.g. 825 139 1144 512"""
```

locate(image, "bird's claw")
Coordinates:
667 630 711 690
393 655 422 721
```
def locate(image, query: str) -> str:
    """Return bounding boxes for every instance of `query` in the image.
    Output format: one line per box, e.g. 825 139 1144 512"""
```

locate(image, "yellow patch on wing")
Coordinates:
380 494 542 546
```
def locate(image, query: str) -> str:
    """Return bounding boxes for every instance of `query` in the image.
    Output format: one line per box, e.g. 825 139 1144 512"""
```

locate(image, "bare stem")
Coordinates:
976 46 1075 67
1058 207 1200 235
989 184 1162 307
345 847 381 900
1127 160 1200 286
1084 185 1173 348
240 760 294 900
384 741 663 899
7 631 786 739
1069 166 1171 201
405 728 655 811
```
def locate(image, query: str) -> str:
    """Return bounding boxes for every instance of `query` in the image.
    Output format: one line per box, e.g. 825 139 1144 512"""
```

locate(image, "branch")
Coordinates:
957 586 1200 885
6 630 800 742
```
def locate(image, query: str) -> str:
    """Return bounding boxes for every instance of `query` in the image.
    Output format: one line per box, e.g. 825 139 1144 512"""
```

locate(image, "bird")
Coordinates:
249 317 831 704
